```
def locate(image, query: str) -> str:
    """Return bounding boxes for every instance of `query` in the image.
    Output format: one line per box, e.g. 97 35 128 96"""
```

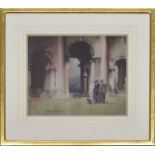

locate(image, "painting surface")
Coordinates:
28 36 127 115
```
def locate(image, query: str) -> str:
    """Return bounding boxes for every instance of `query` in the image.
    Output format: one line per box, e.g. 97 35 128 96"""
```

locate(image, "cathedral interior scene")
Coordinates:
28 36 127 115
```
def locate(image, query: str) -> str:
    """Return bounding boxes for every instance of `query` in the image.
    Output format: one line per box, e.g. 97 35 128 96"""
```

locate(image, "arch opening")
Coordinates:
68 41 93 96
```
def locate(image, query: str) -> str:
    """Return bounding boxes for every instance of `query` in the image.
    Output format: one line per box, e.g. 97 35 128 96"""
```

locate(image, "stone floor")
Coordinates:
28 93 126 116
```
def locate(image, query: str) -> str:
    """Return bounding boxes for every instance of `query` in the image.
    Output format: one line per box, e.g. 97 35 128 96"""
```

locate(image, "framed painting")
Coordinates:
0 8 155 145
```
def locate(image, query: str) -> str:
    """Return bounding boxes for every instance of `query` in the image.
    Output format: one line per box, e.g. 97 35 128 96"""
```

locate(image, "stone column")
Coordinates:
88 60 95 98
100 36 107 83
83 69 88 96
80 64 84 95
64 60 70 97
89 60 95 84
93 58 100 81
56 37 65 98
49 68 56 97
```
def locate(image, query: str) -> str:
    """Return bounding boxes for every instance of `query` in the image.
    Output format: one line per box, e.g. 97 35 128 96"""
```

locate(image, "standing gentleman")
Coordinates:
93 80 100 103
99 80 106 103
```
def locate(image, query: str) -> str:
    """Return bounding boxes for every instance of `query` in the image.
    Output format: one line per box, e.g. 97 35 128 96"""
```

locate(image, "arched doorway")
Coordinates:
68 41 93 96
115 58 126 90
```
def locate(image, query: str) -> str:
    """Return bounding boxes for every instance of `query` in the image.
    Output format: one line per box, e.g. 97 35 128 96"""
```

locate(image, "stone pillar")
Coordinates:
56 37 65 98
49 68 56 97
80 65 84 95
93 58 100 81
89 60 95 84
83 69 88 96
64 60 70 97
96 59 101 80
100 36 107 83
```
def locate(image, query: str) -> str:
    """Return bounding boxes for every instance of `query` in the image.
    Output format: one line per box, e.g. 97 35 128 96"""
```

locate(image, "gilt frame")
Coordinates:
0 8 155 145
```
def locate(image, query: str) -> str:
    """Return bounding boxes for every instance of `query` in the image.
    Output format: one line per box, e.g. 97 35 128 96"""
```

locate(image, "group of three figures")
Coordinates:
89 80 107 104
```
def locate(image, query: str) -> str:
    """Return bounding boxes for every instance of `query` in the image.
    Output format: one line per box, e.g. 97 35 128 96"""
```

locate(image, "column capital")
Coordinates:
91 57 101 63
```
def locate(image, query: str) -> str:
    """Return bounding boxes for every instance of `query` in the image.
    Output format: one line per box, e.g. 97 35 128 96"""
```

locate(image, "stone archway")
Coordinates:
68 41 94 96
